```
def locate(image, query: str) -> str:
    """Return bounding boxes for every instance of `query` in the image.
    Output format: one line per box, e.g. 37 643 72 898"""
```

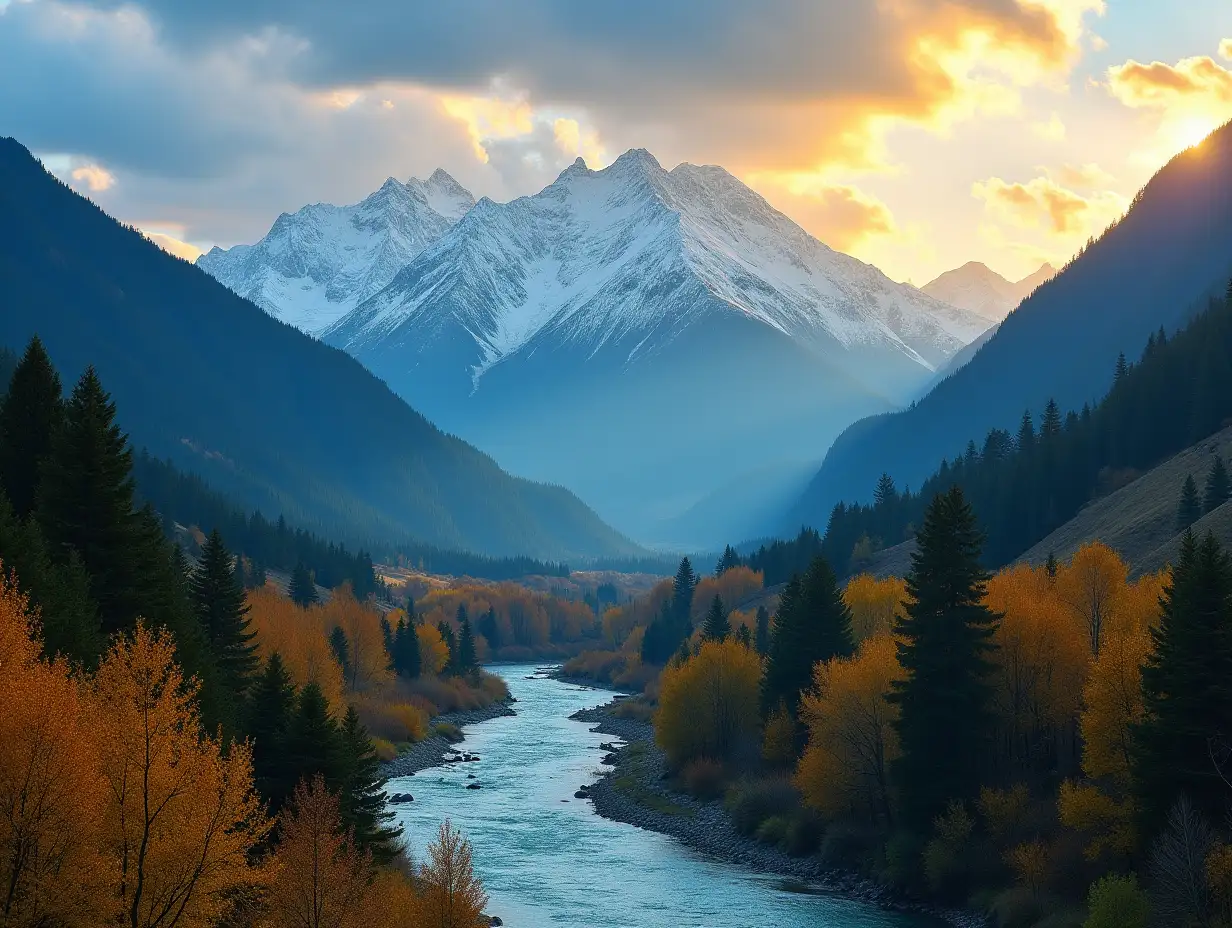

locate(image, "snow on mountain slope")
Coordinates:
197 169 475 334
328 151 990 393
921 261 1056 322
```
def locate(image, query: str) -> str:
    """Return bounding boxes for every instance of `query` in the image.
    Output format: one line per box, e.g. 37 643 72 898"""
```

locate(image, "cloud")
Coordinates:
1221 39 1232 62
1033 112 1066 140
1048 161 1115 190
1106 53 1232 109
70 163 114 191
143 230 203 261
972 175 1125 235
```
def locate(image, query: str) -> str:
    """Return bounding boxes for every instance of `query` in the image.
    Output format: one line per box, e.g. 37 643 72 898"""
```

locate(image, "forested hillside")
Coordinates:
816 281 1232 573
0 138 638 562
796 119 1232 527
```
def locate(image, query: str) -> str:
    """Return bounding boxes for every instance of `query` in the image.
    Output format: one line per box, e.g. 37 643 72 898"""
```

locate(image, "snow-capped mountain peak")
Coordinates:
921 260 1057 322
197 171 476 334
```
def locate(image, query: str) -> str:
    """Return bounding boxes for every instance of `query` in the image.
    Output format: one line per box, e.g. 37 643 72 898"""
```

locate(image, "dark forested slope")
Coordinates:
795 121 1232 526
0 138 637 561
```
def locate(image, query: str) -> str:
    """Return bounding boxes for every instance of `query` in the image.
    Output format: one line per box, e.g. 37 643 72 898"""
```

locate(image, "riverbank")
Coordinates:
381 700 516 778
572 702 988 928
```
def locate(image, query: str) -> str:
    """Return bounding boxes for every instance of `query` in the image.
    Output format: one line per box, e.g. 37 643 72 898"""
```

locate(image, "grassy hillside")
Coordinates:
0 137 639 561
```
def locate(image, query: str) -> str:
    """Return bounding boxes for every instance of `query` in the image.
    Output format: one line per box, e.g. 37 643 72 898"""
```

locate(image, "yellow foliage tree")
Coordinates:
91 623 271 928
416 819 489 928
0 571 106 927
417 622 450 675
693 567 763 623
842 574 907 643
795 634 901 824
246 585 346 712
319 583 392 693
1057 542 1128 657
655 639 762 767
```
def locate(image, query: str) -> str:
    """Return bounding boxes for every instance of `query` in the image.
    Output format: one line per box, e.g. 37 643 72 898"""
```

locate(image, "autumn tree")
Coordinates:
418 623 450 676
0 568 105 926
702 594 729 642
762 556 854 720
417 820 489 928
0 336 61 519
262 776 374 928
1133 532 1232 830
890 487 1000 831
321 584 390 693
90 622 271 927
843 574 907 643
655 639 762 767
245 586 346 712
1058 542 1127 658
190 528 258 701
796 634 901 825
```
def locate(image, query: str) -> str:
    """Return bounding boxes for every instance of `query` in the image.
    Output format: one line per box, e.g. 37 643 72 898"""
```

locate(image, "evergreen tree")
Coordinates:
0 336 62 518
1045 551 1059 582
1015 410 1036 454
478 604 500 650
873 473 898 508
438 620 457 674
715 545 740 576
672 557 698 624
1040 398 1063 438
1203 455 1231 514
289 559 318 606
392 616 421 679
754 604 771 655
1114 351 1129 383
246 653 297 811
232 554 247 596
735 623 752 648
1178 474 1203 530
456 608 478 675
339 706 404 864
380 616 394 667
328 626 350 682
190 529 258 697
1132 532 1232 829
890 487 1000 830
284 682 346 794
702 594 730 642
761 556 854 719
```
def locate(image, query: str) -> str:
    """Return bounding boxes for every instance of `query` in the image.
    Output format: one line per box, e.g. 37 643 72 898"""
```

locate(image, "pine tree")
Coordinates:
1040 398 1062 439
0 337 62 518
339 706 403 864
873 473 898 508
392 616 421 679
1178 474 1203 530
735 624 752 648
1016 410 1036 454
190 529 258 697
1203 455 1231 514
702 594 730 642
232 554 247 595
328 626 350 682
1132 532 1232 829
890 487 1000 830
715 545 740 576
380 616 394 667
456 608 478 675
1114 352 1129 383
1045 551 1059 582
478 605 500 649
246 652 297 811
762 556 854 719
672 557 698 624
438 621 457 674
754 604 771 655
289 560 318 607
284 682 346 794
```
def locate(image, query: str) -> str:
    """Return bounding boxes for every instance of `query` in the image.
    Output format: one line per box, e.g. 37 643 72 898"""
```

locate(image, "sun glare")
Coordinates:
1169 116 1218 152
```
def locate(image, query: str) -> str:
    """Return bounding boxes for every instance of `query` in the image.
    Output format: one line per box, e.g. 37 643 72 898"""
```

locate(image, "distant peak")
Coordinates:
425 167 467 192
611 148 662 171
379 176 403 191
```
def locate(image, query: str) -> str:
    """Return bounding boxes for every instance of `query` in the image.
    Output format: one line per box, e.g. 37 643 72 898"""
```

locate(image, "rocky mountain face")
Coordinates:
921 261 1056 322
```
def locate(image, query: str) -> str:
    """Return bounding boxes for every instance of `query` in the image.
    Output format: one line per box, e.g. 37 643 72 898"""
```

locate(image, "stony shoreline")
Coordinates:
571 703 988 928
380 700 516 779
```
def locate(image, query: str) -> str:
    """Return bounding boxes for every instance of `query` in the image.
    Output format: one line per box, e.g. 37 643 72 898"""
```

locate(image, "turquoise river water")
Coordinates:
389 663 940 928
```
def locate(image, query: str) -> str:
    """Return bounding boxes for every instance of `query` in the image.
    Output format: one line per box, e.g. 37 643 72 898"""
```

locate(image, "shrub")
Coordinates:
725 777 799 836
371 737 397 762
655 640 762 767
819 822 881 870
881 830 926 894
923 801 975 900
431 722 463 743
755 815 790 847
988 886 1043 928
761 703 798 769
1083 874 1149 928
979 784 1031 845
783 809 825 856
681 758 726 799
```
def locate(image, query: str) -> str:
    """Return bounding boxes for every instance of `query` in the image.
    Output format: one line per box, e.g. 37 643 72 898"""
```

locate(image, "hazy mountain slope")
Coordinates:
0 138 637 561
198 170 474 335
794 122 1232 527
922 261 1055 322
322 150 990 544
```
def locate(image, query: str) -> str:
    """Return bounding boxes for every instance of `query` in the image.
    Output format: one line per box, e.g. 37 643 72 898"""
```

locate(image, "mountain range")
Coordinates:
920 261 1056 322
202 149 991 545
793 119 1232 529
0 137 637 562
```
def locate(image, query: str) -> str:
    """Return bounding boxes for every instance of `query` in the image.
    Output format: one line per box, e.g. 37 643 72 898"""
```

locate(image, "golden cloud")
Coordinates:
439 90 535 163
1107 53 1232 109
972 175 1125 235
751 175 898 251
1221 39 1232 62
70 163 114 192
553 117 607 167
143 230 203 262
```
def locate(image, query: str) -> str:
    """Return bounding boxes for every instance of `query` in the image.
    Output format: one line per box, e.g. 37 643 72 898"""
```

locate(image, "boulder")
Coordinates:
387 793 414 804
574 790 590 799
466 783 482 790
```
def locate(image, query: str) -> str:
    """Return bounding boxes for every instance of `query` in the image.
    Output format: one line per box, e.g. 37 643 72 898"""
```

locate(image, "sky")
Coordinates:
3 0 1232 284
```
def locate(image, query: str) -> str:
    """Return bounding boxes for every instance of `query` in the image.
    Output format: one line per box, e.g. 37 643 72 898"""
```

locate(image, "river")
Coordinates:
389 663 941 928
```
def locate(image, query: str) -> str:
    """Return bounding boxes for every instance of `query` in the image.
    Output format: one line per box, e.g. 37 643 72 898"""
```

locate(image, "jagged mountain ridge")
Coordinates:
921 261 1056 322
198 169 475 334
315 150 989 544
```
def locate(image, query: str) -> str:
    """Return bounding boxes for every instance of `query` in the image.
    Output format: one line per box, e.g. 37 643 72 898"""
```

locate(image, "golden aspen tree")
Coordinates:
842 574 907 643
417 623 450 675
262 776 373 928
655 639 762 767
91 623 271 928
417 820 489 928
246 585 346 712
1057 542 1128 657
320 584 392 693
0 571 105 927
693 567 763 623
795 634 901 824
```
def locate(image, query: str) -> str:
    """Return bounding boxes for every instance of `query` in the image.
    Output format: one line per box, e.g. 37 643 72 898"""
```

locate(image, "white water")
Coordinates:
389 664 939 928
